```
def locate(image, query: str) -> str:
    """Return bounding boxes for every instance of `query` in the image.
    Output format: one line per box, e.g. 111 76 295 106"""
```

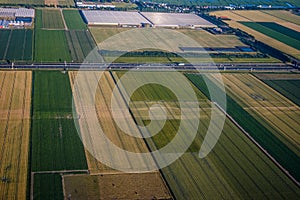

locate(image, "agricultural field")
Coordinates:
69 71 155 173
90 27 273 63
63 172 171 199
262 10 300 26
31 71 87 171
65 30 96 62
0 71 32 200
34 29 71 62
62 10 87 30
255 73 300 107
33 173 63 200
113 71 300 199
0 30 33 62
41 9 65 29
194 73 300 182
210 10 300 59
150 0 300 6
45 0 74 7
0 0 44 5
240 22 300 50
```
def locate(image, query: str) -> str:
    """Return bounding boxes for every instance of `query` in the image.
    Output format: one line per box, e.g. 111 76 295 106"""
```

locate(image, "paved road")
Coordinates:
1 62 298 71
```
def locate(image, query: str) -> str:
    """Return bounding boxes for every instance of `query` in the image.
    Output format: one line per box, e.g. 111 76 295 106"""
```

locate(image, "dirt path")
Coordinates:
60 9 68 30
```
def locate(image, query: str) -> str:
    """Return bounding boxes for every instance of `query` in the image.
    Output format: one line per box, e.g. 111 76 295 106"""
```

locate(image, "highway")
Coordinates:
0 62 298 71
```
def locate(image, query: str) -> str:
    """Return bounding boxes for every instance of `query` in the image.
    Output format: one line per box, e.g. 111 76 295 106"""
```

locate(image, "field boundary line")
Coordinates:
3 30 12 60
33 169 88 174
213 102 300 188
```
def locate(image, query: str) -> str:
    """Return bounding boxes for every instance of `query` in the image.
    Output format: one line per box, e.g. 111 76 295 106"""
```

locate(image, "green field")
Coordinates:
63 10 87 30
256 22 300 41
31 71 87 171
0 29 33 61
65 30 96 62
33 174 63 200
34 30 71 62
42 9 65 29
0 0 44 5
240 22 300 50
113 71 300 199
263 79 300 107
187 73 300 183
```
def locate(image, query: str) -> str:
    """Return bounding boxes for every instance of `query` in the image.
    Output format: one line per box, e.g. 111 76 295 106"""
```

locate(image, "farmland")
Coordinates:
63 10 87 30
150 0 300 6
90 27 273 63
0 30 33 62
210 10 300 59
31 71 87 171
190 73 300 182
0 0 44 5
63 172 171 199
255 73 300 107
65 30 96 62
0 71 31 200
113 71 300 199
34 30 71 62
41 9 65 29
69 71 155 173
33 174 63 200
240 22 300 51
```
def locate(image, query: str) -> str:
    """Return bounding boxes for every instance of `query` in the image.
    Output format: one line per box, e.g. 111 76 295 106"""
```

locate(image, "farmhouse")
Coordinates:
0 8 34 28
82 10 151 27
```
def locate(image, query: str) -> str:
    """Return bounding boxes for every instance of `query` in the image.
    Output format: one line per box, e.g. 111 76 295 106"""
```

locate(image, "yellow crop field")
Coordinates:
69 71 156 173
0 71 32 200
221 20 300 59
210 73 300 157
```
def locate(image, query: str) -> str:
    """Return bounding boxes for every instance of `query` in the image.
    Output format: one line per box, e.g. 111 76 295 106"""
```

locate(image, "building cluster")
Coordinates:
82 10 217 29
0 8 34 28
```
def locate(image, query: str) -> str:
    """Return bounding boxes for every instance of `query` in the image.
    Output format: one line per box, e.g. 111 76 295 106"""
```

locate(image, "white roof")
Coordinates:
141 12 216 27
82 10 150 25
15 8 35 18
0 8 34 18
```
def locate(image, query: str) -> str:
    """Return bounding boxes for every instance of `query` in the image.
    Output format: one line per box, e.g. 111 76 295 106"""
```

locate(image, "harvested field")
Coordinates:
262 10 300 26
63 172 172 199
90 27 244 49
0 71 32 200
114 71 300 199
69 71 156 173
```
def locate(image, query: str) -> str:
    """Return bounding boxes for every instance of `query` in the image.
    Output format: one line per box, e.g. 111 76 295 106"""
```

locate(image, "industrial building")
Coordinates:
0 8 35 28
81 10 217 29
82 10 151 27
140 12 217 28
